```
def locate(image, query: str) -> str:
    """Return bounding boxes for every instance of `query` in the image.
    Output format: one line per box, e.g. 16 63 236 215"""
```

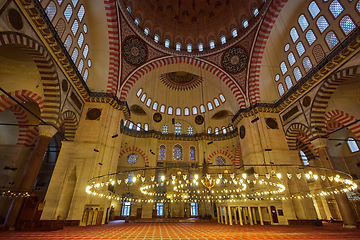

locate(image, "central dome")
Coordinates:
125 0 263 51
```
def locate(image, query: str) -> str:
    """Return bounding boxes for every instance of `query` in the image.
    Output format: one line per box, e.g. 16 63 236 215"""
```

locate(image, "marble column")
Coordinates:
5 125 57 229
252 207 257 224
268 206 273 225
228 206 232 225
220 207 224 224
233 207 238 225
258 206 264 225
248 207 253 225
238 207 243 225
217 207 220 223
312 139 357 228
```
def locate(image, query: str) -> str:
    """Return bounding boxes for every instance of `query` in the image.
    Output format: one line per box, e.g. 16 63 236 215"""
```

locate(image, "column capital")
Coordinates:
38 125 58 138
311 138 328 149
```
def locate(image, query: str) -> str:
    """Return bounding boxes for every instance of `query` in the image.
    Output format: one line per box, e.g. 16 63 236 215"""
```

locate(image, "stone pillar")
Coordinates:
258 206 264 225
248 206 253 225
228 206 232 225
220 207 224 224
252 207 257 224
238 207 243 225
233 207 238 225
268 206 273 225
243 207 247 225
4 125 57 229
217 207 220 223
312 139 357 228
224 207 228 225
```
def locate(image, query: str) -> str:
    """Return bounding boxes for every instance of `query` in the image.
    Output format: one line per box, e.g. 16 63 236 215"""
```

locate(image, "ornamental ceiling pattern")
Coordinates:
159 71 203 91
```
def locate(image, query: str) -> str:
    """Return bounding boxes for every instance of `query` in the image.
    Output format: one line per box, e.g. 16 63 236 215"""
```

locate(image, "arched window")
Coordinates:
298 14 309 31
176 42 181 51
45 1 57 21
232 29 238 37
222 126 227 134
285 76 293 89
124 120 128 127
128 122 133 129
340 16 356 35
296 42 305 57
136 123 141 131
293 67 302 81
140 93 146 102
184 108 190 116
187 126 193 135
207 127 212 134
288 52 296 66
174 122 182 135
302 57 312 72
144 123 149 131
162 125 168 134
190 146 196 161
173 144 183 160
200 105 206 113
316 16 329 33
160 105 165 113
209 40 215 49
144 28 149 35
220 35 226 44
308 1 320 19
280 62 288 75
187 44 192 52
300 150 309 165
126 172 134 186
207 102 213 111
136 88 142 97
71 47 78 62
219 94 226 102
347 138 359 153
152 102 158 111
229 125 234 131
71 19 79 36
253 8 259 17
126 6 131 13
146 98 152 107
329 0 343 19
83 69 89 81
55 19 66 37
165 39 170 48
77 59 84 73
290 28 299 43
77 33 84 48
154 35 159 43
192 106 198 115
216 156 225 165
176 107 181 116
83 44 89 58
64 4 73 22
325 31 339 50
134 18 140 25
198 43 203 51
278 83 285 96
284 44 290 52
64 34 72 51
159 145 166 160
242 19 249 28
357 1 360 13
78 5 85 22
167 107 173 115
306 30 316 46
215 127 219 135
214 98 220 107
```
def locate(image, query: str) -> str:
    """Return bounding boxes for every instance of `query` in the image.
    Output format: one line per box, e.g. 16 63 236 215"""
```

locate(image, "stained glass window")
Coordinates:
162 125 168 134
173 144 183 160
221 36 226 44
207 127 211 134
340 16 356 35
190 146 196 161
192 107 198 115
288 52 296 66
175 122 182 135
187 126 194 135
329 0 343 19
298 14 309 31
219 94 226 102
127 153 138 164
300 150 309 165
198 43 203 51
293 67 302 81
160 105 165 113
278 83 285 96
200 105 206 113
306 30 316 46
152 102 158 111
308 1 320 19
209 40 215 49
45 1 57 21
184 108 190 116
214 98 220 107
216 156 226 165
302 57 312 72
296 42 305 57
316 16 329 33
348 138 359 153
127 172 134 186
285 76 293 89
280 62 288 75
290 28 299 43
159 145 165 160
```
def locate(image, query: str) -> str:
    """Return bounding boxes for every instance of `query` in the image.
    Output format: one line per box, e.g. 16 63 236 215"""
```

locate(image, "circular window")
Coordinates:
275 74 280 81
83 24 88 33
216 156 226 165
7 9 23 30
88 59 92 67
127 153 138 164
284 44 290 52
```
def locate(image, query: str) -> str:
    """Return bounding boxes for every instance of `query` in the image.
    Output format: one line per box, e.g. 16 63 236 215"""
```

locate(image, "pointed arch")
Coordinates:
207 149 235 165
0 32 60 126
119 146 149 167
119 56 246 108
285 123 317 156
57 111 78 141
310 65 360 135
9 105 30 145
234 143 242 166
325 110 360 139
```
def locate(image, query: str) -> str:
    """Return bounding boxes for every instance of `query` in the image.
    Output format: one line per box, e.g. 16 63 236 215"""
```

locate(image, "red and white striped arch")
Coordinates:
234 143 242 166
0 90 44 114
248 0 289 104
9 105 30 145
119 56 246 108
207 149 235 165
104 0 120 95
325 110 360 139
119 146 149 167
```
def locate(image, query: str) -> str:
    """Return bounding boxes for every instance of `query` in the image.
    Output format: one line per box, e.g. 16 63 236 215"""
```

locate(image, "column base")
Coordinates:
343 224 357 228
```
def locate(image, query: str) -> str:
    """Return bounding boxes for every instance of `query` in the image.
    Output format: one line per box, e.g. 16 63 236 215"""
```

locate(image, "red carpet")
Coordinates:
0 221 359 239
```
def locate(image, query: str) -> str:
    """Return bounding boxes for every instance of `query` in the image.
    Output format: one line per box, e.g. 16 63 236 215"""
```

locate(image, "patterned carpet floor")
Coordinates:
0 221 359 240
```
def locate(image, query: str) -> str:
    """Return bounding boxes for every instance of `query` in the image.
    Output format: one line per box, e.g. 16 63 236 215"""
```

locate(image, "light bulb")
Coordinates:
242 173 247 179
161 175 165 181
132 177 137 182
195 174 199 180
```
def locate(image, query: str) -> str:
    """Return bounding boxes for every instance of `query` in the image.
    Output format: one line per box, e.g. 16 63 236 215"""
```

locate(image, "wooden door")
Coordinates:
136 208 142 219
270 206 279 223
